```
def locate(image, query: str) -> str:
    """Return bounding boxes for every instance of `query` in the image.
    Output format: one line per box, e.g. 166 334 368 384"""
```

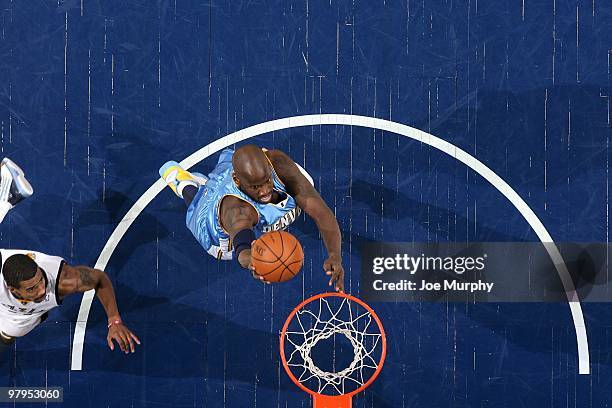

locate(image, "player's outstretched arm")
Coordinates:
220 196 261 275
267 150 345 292
58 264 141 353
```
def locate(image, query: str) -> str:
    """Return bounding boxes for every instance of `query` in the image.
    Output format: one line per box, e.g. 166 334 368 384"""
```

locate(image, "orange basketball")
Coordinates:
251 231 304 283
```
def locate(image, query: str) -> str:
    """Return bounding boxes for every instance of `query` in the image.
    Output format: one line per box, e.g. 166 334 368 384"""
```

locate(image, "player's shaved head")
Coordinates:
232 145 271 182
231 145 276 203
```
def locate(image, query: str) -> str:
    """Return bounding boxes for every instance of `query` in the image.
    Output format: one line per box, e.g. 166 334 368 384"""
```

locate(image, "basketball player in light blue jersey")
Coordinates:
159 145 344 292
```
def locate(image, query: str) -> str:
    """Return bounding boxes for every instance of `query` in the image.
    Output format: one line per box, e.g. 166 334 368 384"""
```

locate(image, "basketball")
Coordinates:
251 231 304 283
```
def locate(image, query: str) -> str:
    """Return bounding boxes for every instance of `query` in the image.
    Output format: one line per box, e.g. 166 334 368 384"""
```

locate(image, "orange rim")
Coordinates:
279 292 386 398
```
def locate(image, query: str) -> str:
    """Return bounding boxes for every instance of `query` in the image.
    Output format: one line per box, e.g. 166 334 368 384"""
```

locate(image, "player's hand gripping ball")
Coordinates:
251 231 304 283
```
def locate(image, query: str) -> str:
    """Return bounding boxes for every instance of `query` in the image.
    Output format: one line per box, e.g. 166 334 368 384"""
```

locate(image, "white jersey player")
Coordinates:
0 250 140 356
0 250 63 337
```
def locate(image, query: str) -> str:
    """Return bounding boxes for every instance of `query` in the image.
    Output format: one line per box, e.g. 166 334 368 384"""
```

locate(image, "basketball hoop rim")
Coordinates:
279 292 387 399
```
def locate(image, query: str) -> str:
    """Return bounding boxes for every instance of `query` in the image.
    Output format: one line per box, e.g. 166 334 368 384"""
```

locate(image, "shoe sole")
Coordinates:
1 158 33 197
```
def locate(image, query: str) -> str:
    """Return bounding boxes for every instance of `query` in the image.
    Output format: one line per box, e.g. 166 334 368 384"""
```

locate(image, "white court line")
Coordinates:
70 114 590 374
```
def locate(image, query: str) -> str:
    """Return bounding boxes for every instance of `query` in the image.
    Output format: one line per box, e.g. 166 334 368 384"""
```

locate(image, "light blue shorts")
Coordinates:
185 149 234 260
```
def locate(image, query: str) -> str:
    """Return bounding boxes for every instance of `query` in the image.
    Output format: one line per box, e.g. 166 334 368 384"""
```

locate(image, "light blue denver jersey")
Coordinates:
185 149 303 260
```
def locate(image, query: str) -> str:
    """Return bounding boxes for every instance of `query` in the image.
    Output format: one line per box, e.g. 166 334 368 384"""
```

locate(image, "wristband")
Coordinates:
233 228 256 266
107 320 122 329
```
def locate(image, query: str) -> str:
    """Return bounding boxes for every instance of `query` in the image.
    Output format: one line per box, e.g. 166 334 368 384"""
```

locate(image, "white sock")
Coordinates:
0 201 12 223
0 165 11 203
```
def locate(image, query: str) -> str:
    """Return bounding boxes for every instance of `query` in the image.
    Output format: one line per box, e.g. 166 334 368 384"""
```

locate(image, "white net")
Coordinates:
282 295 384 396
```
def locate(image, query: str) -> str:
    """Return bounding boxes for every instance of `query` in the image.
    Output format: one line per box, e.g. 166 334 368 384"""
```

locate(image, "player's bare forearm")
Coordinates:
269 149 342 258
79 266 122 321
310 202 342 259
89 268 141 353
303 194 345 291
221 196 259 270
59 265 121 321
58 264 140 353
91 268 122 322
267 149 344 290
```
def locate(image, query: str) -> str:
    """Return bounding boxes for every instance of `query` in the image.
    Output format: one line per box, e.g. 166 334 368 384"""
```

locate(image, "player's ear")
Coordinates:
232 171 240 187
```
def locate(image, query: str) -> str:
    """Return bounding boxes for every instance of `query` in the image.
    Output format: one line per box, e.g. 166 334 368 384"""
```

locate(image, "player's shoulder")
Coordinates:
265 149 293 164
56 262 82 296
221 194 250 209
265 149 297 174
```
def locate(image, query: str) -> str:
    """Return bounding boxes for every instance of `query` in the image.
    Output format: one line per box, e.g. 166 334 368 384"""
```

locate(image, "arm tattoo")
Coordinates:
237 205 252 217
77 266 96 289
227 203 254 225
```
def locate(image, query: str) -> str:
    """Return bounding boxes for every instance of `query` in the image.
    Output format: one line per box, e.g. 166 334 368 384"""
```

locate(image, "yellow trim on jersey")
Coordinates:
216 193 260 235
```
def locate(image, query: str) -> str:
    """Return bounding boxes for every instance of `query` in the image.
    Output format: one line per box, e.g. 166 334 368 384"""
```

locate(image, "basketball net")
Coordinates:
280 292 386 408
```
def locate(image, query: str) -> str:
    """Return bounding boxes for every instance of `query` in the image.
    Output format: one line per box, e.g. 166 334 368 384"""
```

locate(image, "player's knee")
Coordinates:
0 331 15 345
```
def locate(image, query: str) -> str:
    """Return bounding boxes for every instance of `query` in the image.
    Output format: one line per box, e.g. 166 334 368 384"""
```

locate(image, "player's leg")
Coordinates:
159 149 235 206
161 150 236 253
181 185 199 207
0 314 41 359
159 161 208 207
0 331 15 357
0 158 34 223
